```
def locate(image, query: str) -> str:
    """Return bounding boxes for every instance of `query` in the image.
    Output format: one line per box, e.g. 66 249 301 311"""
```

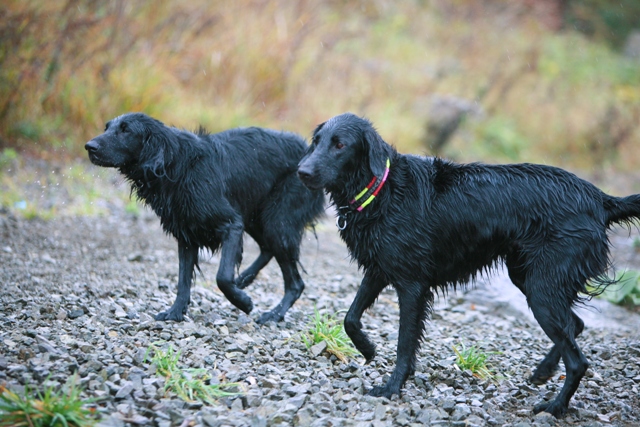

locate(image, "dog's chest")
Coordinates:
339 211 438 282
340 220 391 267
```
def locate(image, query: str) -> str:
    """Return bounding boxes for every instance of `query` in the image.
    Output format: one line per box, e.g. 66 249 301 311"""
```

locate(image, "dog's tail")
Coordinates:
604 193 640 227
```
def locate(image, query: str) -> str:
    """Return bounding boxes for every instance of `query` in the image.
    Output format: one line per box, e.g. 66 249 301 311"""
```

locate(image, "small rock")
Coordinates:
118 414 151 425
288 394 307 410
441 398 456 413
79 342 94 353
451 403 471 421
231 397 244 411
310 341 328 357
95 415 126 427
115 382 134 399
68 309 84 319
374 403 387 419
128 253 143 262
285 383 311 396
293 408 314 426
185 400 204 410
261 376 280 388
36 335 60 354
416 408 448 424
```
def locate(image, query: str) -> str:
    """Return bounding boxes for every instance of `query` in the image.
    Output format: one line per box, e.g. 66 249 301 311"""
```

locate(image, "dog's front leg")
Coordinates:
155 241 198 321
344 271 387 362
369 286 433 399
216 221 254 314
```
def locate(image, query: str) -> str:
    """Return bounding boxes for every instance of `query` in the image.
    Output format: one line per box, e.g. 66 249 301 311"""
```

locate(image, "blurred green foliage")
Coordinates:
474 117 528 162
599 270 640 306
566 0 640 49
0 150 132 219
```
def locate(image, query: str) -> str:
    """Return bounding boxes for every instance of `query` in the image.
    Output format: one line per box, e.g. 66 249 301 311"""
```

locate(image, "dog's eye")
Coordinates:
120 122 128 133
332 136 344 150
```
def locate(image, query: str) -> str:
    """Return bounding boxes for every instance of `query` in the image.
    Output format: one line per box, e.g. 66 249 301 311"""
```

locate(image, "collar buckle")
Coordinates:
336 206 350 230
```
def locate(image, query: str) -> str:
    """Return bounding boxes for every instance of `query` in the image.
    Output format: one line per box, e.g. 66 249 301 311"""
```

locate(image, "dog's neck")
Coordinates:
332 158 390 229
348 158 390 211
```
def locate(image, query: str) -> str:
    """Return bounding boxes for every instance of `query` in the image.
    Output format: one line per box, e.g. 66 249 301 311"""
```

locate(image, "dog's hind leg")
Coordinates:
369 284 433 399
506 251 587 386
255 181 316 323
216 221 254 314
344 272 388 362
530 313 584 385
235 248 273 289
236 227 273 289
155 241 199 322
527 290 589 417
256 251 304 324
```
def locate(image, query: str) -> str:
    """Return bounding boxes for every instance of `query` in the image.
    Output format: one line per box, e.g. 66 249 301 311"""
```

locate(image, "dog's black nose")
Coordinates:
85 140 99 153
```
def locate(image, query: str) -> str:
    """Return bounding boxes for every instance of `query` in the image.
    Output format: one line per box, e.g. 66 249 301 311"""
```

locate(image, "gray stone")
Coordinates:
310 341 328 357
115 382 134 399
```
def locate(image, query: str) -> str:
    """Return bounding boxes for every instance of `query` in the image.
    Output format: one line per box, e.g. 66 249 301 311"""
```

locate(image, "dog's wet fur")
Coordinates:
297 112 640 417
86 112 324 323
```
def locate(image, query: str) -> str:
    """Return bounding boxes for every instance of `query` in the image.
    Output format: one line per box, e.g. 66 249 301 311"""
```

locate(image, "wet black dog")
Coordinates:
297 112 640 417
86 113 324 323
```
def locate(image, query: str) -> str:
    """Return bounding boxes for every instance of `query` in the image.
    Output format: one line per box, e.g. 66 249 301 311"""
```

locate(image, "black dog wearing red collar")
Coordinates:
297 112 640 417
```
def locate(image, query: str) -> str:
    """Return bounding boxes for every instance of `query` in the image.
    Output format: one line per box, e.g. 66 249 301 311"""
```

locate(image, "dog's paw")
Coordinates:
237 297 254 314
367 385 399 399
155 308 185 322
349 336 375 362
533 400 567 418
529 368 556 385
229 292 253 314
235 273 256 290
256 311 284 324
360 343 377 363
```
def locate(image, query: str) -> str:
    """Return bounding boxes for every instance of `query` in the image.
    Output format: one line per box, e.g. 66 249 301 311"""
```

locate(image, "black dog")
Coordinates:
297 112 640 417
86 113 324 323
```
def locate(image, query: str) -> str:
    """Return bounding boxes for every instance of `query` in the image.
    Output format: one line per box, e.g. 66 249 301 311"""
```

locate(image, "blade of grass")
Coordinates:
301 308 358 362
147 343 243 404
453 342 496 380
0 376 98 427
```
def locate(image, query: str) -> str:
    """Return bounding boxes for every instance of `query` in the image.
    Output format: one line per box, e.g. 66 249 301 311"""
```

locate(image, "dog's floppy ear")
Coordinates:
138 120 174 179
303 121 326 156
363 124 388 178
312 121 326 137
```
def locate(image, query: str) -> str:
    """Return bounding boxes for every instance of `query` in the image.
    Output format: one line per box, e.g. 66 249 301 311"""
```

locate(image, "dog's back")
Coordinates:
380 156 616 291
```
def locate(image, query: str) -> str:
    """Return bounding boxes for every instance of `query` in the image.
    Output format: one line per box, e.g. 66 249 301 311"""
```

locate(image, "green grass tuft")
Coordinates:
0 376 98 427
453 343 496 380
147 344 242 404
301 309 358 363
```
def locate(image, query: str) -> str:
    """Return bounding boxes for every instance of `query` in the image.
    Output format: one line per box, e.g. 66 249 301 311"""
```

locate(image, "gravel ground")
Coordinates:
1 164 640 427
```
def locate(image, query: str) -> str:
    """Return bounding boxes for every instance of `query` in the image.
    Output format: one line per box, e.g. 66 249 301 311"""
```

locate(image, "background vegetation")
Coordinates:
1 0 639 177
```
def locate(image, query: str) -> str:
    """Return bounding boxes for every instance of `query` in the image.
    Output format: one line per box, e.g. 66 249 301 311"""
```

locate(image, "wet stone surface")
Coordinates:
1 175 640 427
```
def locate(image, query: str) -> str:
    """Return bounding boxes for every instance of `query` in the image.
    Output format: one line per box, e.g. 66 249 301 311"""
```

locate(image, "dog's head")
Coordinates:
297 113 390 191
85 113 165 169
